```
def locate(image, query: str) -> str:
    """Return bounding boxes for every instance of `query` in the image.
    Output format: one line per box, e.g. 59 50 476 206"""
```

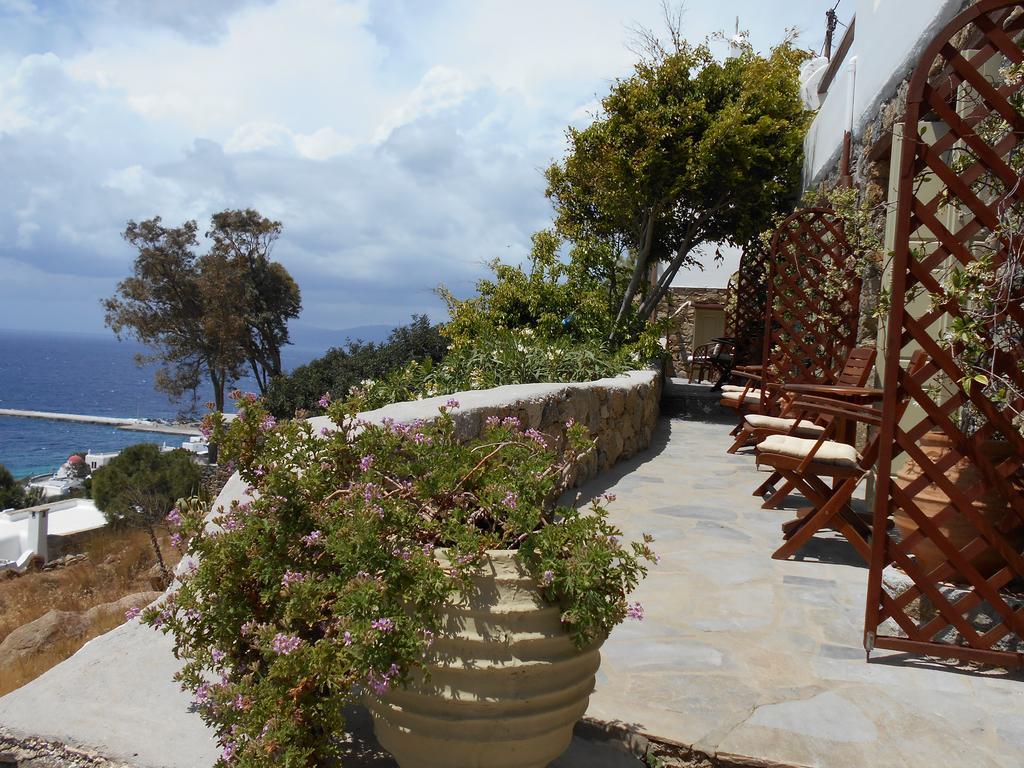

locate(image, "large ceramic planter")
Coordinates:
894 432 1020 579
365 549 603 768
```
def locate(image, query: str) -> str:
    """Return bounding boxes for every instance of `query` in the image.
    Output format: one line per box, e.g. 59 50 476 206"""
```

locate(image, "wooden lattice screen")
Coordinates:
761 208 862 400
866 0 1024 668
726 246 771 368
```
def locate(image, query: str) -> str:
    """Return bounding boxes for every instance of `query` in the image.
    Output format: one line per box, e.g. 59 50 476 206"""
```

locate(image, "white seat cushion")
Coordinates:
721 389 763 405
758 435 860 468
744 414 826 438
721 384 746 393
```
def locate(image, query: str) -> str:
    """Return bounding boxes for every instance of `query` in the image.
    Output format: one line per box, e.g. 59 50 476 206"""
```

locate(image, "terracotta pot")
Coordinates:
894 432 1020 579
366 550 602 768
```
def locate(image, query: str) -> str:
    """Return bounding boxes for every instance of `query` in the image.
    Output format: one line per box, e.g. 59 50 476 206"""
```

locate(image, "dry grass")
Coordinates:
0 526 181 696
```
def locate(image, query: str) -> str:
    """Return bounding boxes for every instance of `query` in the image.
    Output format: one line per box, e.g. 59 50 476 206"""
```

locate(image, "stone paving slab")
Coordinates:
3 415 1022 768
582 417 1024 768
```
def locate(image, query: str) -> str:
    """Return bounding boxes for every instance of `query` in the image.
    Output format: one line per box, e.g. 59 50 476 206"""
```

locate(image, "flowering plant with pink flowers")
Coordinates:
145 391 655 767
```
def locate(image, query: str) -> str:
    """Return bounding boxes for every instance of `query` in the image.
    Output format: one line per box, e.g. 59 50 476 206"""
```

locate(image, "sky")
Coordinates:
0 0 830 336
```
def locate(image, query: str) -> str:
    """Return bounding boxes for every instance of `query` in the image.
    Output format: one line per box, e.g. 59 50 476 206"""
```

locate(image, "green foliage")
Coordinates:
91 444 203 529
440 230 639 346
0 463 28 511
152 395 655 766
350 328 661 410
546 33 811 331
104 209 301 412
264 316 447 417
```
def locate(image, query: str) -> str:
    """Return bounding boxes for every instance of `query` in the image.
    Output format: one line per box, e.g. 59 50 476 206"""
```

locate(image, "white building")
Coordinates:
0 499 107 571
84 449 120 471
802 0 966 188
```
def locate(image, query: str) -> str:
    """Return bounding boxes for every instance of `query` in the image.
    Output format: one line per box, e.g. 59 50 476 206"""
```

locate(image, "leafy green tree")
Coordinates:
206 210 301 393
0 463 27 511
104 210 301 414
91 444 203 583
264 316 447 417
545 29 810 338
439 229 636 346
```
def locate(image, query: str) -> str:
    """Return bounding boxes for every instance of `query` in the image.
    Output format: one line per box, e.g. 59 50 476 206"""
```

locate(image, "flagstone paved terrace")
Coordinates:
2 411 1023 768
584 415 1024 768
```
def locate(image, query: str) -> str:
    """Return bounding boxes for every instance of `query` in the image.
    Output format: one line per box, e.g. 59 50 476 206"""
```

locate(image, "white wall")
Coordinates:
669 242 741 289
803 0 964 186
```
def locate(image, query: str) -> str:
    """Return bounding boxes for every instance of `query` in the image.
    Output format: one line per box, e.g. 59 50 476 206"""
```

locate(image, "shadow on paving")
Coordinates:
324 707 646 767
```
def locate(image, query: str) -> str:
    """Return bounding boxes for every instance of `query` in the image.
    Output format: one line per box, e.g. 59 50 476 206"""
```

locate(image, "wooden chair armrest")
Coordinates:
730 369 764 382
788 396 883 427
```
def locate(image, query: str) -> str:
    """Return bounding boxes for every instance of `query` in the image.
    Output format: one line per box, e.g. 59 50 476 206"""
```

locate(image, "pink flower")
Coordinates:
320 427 333 437
540 570 554 587
241 620 259 636
194 682 213 706
222 740 237 762
301 530 323 547
366 670 391 695
281 571 307 587
502 416 521 430
366 663 401 695
343 631 353 646
318 392 332 408
445 398 460 409
243 392 258 403
371 617 395 633
271 633 302 655
124 606 141 621
259 415 277 432
166 507 181 526
524 428 548 447
359 454 375 472
170 532 183 547
603 493 616 503
211 649 226 664
485 415 501 427
626 602 644 621
502 491 518 509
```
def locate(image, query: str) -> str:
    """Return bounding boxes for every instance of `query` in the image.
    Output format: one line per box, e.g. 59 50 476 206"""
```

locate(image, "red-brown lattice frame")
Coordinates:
866 0 1024 668
726 246 771 368
761 208 863 405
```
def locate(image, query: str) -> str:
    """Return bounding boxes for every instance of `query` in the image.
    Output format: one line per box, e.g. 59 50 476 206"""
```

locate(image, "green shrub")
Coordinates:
263 316 447 418
439 230 641 348
148 393 655 767
349 328 661 410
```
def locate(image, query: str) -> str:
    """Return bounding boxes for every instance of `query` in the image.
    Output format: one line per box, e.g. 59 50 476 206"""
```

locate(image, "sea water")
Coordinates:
0 329 318 478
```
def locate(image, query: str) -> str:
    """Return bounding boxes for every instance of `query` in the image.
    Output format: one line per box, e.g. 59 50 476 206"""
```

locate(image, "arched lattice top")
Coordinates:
726 246 771 368
762 207 862 392
867 0 1024 669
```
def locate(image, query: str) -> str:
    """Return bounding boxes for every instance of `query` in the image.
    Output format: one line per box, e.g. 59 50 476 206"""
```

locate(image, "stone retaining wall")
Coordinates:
307 369 662 489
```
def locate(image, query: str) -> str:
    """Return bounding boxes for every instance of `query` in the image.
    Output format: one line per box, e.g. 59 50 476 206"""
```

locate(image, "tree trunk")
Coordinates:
209 370 224 465
635 225 699 323
610 210 658 341
249 358 268 395
636 251 688 322
147 523 171 586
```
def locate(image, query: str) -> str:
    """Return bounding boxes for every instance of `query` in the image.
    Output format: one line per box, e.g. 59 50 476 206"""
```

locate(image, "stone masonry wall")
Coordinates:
653 287 729 378
306 369 663 490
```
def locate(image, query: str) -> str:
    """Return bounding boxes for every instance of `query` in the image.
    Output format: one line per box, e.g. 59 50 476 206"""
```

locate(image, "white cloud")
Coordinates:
0 0 824 333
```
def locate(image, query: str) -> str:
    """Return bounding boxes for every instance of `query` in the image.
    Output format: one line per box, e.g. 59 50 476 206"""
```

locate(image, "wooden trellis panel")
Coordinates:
761 208 862 401
866 0 1024 668
726 246 771 368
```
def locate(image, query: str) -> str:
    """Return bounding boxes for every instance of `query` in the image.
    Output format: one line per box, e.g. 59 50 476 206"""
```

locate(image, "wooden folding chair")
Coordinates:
727 346 876 455
756 352 928 562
